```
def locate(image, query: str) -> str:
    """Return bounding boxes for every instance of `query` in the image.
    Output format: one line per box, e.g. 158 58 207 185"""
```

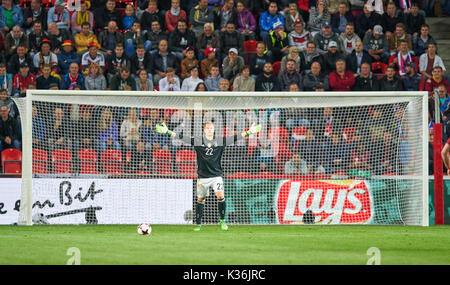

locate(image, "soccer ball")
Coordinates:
137 223 152 235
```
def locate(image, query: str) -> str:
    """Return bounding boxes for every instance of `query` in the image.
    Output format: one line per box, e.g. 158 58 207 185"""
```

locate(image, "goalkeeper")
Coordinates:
156 121 261 231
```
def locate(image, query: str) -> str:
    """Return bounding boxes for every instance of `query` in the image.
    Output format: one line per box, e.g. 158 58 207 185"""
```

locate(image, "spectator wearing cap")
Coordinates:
181 66 204 91
60 62 85 90
380 2 404 41
0 0 23 34
249 42 272 79
302 61 329 91
152 39 180 86
255 62 281 92
130 44 153 81
222 48 245 81
47 0 70 31
278 59 303 91
36 64 60 90
235 0 256 41
57 40 80 76
5 26 28 60
313 21 342 54
328 58 355 91
379 65 403 91
389 23 412 55
200 47 219 78
180 46 199 80
331 2 354 35
232 65 255 91
81 41 106 75
165 0 187 33
346 40 372 75
70 0 93 35
220 22 244 61
323 40 345 74
363 25 390 64
266 22 289 62
388 39 418 76
28 21 48 59
413 24 435 58
259 1 285 40
98 20 125 57
23 0 48 33
8 45 34 75
196 23 221 62
308 0 331 37
402 62 421 91
94 0 122 33
141 0 165 34
74 22 100 55
356 3 382 40
33 39 59 77
339 23 361 56
13 62 36 97
353 61 380 91
47 22 73 53
189 0 215 37
204 65 222 91
288 19 311 52
168 19 197 61
419 42 446 81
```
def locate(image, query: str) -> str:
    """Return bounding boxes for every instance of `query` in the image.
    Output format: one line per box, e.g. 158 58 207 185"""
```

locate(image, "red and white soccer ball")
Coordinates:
137 223 152 235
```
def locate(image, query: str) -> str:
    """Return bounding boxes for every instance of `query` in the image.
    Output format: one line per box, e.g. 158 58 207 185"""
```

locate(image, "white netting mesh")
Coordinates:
14 91 427 226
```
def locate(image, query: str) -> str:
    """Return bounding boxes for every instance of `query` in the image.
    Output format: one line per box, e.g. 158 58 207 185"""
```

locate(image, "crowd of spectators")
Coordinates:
0 0 449 176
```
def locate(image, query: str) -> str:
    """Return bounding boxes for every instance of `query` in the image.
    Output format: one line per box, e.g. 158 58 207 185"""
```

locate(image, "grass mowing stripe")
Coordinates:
1 225 450 265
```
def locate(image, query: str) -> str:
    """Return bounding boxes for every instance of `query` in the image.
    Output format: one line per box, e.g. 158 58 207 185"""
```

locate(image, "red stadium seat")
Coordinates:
33 148 49 174
227 172 253 179
256 171 277 179
78 149 99 174
176 149 197 176
268 126 289 143
101 149 123 174
272 61 281 76
243 40 258 63
153 149 173 174
1 149 22 174
51 149 72 174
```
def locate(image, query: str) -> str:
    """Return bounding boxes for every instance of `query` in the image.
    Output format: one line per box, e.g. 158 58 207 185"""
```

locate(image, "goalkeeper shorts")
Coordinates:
197 177 224 198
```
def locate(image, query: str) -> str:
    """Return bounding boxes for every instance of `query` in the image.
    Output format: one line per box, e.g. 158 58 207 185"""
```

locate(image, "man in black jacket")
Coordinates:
220 22 244 60
346 40 372 74
152 39 180 86
379 66 403 91
130 44 153 80
93 0 122 32
98 20 125 56
168 19 197 61
22 0 48 32
8 45 34 75
255 62 281 91
353 62 380 91
0 105 21 153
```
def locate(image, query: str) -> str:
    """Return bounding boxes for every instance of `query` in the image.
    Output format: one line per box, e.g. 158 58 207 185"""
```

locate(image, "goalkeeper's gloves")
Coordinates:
155 122 173 136
246 123 261 136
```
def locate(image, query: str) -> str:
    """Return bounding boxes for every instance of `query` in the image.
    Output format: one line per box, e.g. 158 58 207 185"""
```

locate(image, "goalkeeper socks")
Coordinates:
218 198 226 220
196 201 205 225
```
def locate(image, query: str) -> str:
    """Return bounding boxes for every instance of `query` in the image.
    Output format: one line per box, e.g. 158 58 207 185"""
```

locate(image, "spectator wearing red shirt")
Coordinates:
425 66 450 95
13 62 36 97
388 39 418 76
328 58 355 91
164 0 187 33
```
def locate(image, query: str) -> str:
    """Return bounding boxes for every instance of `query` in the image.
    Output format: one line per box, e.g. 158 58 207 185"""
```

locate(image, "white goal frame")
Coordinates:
16 90 429 226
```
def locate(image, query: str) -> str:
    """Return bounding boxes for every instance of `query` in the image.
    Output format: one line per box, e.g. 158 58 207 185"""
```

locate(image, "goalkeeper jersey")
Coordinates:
178 134 240 178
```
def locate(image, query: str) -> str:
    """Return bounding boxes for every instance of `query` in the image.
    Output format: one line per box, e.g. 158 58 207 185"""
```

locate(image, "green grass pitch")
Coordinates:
1 225 450 265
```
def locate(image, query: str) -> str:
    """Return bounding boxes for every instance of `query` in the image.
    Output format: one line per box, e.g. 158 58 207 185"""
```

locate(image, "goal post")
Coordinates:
14 90 429 226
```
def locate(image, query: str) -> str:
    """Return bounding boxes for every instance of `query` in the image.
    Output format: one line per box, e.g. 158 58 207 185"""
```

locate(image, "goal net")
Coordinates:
14 90 428 226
